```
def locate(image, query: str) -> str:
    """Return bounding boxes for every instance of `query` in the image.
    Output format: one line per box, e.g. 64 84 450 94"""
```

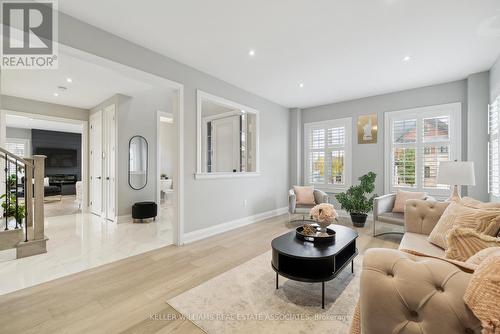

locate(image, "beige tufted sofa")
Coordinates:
358 199 482 333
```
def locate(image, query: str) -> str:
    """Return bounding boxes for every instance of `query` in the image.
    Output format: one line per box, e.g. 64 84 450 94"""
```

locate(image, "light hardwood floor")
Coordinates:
0 215 402 334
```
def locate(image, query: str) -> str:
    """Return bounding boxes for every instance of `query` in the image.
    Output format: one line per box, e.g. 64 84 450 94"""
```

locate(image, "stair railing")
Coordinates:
0 147 45 246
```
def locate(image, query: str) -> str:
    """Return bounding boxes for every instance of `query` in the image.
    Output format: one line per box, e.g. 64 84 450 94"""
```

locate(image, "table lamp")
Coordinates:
437 161 475 202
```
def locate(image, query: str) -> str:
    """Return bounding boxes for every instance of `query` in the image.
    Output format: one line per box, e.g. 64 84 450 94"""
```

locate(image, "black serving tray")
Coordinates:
296 224 336 244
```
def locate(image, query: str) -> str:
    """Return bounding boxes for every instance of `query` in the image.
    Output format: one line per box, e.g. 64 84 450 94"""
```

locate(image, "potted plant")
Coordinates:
335 172 377 227
1 192 26 224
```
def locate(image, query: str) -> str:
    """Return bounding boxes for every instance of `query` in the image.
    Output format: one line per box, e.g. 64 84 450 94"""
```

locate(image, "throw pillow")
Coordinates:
293 186 316 205
461 197 500 210
392 190 426 213
466 247 500 266
428 201 500 249
463 252 500 333
445 227 500 261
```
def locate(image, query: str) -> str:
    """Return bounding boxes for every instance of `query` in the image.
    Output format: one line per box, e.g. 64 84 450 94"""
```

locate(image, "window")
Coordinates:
385 103 461 197
304 117 351 190
489 97 500 197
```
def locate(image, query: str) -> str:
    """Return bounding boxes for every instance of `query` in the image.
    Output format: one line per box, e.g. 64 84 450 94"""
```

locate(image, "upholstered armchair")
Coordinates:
373 193 435 236
288 188 329 222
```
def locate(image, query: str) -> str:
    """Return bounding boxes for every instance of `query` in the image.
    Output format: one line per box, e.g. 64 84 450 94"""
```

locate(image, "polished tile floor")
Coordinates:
0 202 173 295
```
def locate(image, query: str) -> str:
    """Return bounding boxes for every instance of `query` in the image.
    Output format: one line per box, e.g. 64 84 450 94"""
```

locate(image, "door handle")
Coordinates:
96 177 102 180
106 177 110 180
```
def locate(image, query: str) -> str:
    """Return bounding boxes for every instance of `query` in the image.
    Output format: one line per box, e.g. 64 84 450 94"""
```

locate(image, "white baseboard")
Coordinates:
183 207 288 244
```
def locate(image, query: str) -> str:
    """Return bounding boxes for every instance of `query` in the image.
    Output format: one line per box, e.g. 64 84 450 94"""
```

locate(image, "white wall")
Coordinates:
159 121 175 178
58 12 290 232
491 55 500 102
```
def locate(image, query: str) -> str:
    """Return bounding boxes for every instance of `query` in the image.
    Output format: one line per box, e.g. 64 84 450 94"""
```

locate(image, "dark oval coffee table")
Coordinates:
271 224 358 309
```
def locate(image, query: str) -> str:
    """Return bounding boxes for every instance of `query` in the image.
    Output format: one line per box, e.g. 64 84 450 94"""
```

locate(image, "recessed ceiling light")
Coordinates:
248 49 255 57
66 77 72 83
402 55 411 63
53 93 59 97
299 83 304 88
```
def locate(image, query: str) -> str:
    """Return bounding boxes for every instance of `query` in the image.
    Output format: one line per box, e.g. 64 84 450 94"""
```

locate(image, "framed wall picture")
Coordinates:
357 114 378 144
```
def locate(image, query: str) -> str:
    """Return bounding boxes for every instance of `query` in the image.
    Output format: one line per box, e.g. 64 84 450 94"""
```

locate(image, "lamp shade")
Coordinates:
437 161 475 186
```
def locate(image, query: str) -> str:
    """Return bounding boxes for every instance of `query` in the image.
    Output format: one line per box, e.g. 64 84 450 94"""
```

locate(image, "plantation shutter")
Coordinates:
386 103 461 197
489 98 500 196
392 118 417 187
304 118 351 190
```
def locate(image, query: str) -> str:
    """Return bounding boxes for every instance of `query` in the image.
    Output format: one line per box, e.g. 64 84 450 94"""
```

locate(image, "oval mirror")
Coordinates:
128 135 148 190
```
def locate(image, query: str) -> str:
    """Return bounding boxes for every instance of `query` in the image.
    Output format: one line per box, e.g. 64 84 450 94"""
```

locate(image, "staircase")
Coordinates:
0 147 47 259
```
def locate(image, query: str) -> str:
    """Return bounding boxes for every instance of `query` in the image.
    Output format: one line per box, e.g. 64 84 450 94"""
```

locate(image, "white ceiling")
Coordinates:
1 51 155 109
58 0 500 108
6 114 83 133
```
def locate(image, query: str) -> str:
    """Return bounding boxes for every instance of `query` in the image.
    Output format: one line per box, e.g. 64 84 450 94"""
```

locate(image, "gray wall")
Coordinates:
467 72 489 201
295 80 469 196
116 89 171 216
6 127 32 142
58 12 289 231
1 95 89 121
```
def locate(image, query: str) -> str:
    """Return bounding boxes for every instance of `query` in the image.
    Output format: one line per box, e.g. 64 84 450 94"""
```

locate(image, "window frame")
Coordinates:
384 103 462 198
489 96 500 199
303 117 352 192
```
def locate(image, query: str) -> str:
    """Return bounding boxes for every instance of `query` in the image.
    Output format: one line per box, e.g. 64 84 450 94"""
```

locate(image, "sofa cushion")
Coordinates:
399 232 445 258
293 186 315 205
378 212 405 225
466 247 500 266
392 190 426 213
445 227 500 261
428 200 500 249
464 251 500 332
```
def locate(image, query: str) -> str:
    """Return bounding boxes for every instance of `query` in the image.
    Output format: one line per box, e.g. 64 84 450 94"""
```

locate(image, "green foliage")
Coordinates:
335 172 377 214
0 192 26 220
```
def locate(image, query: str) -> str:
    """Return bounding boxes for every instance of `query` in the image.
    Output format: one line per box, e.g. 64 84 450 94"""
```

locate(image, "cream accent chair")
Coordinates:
288 188 329 223
372 193 435 237
358 199 481 333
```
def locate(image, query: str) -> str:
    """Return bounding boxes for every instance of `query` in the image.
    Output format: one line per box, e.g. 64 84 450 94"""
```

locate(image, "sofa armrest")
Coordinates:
313 189 329 205
360 248 480 334
373 193 396 221
404 199 449 235
288 189 296 214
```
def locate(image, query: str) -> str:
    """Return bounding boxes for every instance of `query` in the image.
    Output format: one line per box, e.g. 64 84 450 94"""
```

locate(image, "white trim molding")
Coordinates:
196 89 260 179
183 207 287 244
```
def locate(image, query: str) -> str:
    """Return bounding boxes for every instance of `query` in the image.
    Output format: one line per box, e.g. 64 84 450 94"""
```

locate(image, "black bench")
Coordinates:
132 201 158 222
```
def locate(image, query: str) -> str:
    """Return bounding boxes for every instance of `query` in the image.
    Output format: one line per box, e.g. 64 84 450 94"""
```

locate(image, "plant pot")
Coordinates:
350 213 367 227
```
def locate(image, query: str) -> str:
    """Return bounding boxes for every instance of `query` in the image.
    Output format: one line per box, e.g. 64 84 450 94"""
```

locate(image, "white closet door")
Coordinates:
104 104 116 221
90 111 103 216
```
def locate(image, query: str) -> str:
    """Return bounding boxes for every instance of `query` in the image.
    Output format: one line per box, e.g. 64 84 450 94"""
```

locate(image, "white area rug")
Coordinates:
168 250 361 333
